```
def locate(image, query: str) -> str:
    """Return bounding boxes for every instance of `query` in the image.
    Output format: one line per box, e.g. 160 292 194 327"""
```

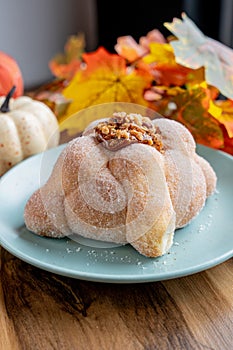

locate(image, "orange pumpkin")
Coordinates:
0 51 24 97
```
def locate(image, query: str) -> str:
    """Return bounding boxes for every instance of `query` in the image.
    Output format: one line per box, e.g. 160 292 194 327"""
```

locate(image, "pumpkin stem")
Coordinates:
0 86 16 113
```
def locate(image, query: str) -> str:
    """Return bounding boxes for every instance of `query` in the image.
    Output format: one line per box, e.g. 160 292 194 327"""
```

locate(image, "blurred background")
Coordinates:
97 0 232 51
0 0 232 89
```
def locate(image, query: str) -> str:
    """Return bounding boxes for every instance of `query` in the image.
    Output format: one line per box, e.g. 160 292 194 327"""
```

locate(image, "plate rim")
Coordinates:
1 235 232 283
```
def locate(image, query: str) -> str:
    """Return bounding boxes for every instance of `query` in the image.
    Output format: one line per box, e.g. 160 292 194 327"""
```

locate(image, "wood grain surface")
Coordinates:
0 247 232 350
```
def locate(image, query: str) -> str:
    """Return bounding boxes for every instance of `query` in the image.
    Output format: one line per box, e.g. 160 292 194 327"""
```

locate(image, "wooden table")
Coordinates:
0 246 232 350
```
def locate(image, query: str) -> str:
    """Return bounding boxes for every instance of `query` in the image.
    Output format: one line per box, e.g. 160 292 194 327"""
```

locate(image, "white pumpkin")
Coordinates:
0 88 60 176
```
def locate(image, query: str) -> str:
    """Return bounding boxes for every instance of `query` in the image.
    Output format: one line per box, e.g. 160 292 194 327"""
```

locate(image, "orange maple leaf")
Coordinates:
49 33 85 80
62 47 152 117
49 60 82 81
143 43 191 86
148 84 224 149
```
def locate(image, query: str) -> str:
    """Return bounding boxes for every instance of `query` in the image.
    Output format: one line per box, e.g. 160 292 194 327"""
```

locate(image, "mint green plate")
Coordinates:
0 144 232 283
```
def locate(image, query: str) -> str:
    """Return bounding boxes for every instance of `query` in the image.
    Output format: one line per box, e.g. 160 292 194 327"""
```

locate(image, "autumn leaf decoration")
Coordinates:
62 47 152 118
26 34 86 119
33 14 233 155
143 42 192 86
49 33 85 80
149 84 225 149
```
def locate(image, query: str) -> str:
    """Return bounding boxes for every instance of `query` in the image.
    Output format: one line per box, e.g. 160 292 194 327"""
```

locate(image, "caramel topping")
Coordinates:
95 112 163 152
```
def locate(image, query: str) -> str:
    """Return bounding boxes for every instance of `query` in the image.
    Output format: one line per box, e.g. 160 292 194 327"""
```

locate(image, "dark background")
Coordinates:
96 0 222 52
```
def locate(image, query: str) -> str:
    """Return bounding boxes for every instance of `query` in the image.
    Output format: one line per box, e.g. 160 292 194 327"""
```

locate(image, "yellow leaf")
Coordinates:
208 100 222 119
62 47 152 118
143 43 175 65
214 100 233 138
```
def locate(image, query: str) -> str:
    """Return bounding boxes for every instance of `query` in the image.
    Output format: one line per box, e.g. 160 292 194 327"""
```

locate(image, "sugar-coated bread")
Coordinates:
24 113 217 257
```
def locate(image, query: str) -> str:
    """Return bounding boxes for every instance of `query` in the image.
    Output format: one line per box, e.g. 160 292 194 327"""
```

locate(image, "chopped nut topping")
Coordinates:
101 125 110 135
95 112 163 152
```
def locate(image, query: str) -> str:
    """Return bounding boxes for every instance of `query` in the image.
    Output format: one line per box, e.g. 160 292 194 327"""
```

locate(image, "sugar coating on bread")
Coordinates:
24 113 217 257
194 154 217 196
153 118 217 227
